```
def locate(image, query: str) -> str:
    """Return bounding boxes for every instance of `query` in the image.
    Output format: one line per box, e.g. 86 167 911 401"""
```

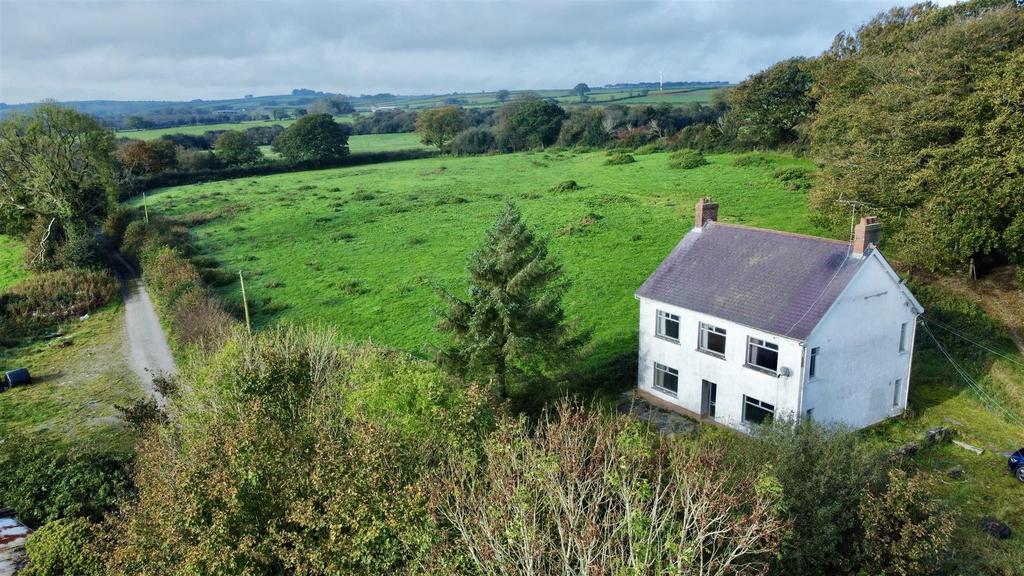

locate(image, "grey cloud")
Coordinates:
1 0 928 103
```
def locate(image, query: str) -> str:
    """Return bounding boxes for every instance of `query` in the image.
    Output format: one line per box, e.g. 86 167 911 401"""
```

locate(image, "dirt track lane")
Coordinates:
110 251 176 407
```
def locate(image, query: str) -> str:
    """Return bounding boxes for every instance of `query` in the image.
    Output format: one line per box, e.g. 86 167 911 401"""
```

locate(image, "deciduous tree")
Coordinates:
0 103 117 266
214 130 262 166
415 106 467 153
272 113 350 165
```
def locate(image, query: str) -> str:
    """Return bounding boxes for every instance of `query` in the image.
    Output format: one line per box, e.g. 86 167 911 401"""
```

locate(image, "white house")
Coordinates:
635 198 923 431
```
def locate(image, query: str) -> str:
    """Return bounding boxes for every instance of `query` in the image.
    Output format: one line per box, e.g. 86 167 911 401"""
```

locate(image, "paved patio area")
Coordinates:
616 390 698 436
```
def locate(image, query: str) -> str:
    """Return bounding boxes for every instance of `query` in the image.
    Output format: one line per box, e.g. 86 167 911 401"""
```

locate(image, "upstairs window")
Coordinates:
656 310 680 343
743 395 775 425
899 322 909 353
808 347 820 378
653 363 679 396
746 337 779 373
698 322 727 356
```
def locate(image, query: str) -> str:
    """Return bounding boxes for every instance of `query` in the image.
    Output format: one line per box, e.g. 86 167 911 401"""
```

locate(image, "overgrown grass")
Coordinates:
0 304 143 452
137 149 821 368
0 234 28 292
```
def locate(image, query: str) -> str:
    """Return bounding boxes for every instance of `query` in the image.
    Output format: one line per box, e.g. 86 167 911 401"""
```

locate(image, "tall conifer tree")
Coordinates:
436 203 585 398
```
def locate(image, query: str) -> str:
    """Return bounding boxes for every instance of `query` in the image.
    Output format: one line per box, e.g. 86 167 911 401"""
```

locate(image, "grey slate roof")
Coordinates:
636 221 862 340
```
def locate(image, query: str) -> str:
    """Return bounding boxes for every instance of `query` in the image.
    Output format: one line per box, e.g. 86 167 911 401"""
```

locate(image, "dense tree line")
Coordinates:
716 0 1024 276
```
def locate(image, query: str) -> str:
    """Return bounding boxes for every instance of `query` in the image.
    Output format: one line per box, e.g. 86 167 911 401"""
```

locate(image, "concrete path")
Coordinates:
110 251 176 407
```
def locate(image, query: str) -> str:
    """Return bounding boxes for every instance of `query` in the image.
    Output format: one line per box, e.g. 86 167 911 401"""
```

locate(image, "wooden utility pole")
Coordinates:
239 270 251 335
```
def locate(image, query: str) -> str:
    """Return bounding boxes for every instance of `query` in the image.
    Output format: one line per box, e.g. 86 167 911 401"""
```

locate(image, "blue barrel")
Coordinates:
4 368 31 388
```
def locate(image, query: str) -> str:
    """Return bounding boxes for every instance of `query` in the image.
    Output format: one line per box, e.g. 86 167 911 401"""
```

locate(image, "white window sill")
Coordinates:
655 334 680 345
743 363 780 378
696 348 726 360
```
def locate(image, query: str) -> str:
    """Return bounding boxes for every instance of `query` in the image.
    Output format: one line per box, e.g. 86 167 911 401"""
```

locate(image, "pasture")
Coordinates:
139 149 820 365
0 234 27 292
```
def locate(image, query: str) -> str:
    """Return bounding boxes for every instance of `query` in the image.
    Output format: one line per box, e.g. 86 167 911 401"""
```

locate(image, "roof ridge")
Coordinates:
711 221 850 246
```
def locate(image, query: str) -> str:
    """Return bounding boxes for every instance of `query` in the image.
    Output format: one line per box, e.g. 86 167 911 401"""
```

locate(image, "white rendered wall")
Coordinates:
637 297 805 432
801 253 919 429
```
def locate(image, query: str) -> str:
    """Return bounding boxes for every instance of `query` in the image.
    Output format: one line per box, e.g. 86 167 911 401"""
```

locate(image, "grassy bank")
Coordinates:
0 303 142 452
0 234 28 292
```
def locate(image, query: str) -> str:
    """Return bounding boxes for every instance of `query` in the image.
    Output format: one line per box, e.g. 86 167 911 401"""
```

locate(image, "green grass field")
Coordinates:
0 234 28 292
138 149 821 364
116 114 354 141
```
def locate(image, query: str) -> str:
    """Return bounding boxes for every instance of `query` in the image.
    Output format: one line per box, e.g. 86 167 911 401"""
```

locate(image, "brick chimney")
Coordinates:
695 197 718 230
852 216 882 258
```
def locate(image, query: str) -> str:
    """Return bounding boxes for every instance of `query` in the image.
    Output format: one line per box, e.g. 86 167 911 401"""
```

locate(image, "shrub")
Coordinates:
603 152 635 165
772 166 814 190
429 402 784 574
858 469 955 576
450 127 497 156
174 148 221 172
548 180 580 193
22 518 103 576
55 234 104 269
616 126 656 148
0 433 133 528
673 122 729 152
142 247 201 308
115 398 168 432
0 268 118 330
171 287 233 352
105 327 491 575
754 419 889 575
668 148 709 169
102 206 139 246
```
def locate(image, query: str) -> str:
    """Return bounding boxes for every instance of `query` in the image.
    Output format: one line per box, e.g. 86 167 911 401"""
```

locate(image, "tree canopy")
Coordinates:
808 0 1024 272
272 113 351 165
494 97 566 152
0 103 117 265
727 57 815 150
415 106 467 153
214 130 262 166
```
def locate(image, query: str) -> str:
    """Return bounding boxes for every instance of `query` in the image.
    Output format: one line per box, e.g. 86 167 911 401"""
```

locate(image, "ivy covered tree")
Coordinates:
435 203 586 398
0 103 117 267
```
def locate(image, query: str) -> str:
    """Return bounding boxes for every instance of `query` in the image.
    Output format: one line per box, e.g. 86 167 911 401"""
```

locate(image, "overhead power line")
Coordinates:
921 316 1024 370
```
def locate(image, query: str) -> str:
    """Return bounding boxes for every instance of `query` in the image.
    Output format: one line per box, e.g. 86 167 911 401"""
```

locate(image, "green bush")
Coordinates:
105 327 492 575
668 148 709 169
772 166 814 190
101 206 139 246
0 434 133 528
142 247 201 308
548 180 580 193
55 234 104 269
603 152 635 166
22 518 103 576
450 127 497 156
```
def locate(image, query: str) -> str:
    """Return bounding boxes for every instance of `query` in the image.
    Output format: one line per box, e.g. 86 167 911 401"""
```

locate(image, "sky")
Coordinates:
0 0 958 104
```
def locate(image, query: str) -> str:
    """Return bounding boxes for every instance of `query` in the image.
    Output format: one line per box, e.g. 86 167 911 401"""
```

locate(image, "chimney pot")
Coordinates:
853 216 882 257
695 197 718 230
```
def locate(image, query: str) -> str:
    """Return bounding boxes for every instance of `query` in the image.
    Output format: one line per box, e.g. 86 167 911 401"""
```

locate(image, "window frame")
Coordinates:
808 346 820 379
745 337 780 375
697 322 727 358
893 377 903 407
742 395 775 425
655 310 681 343
898 322 909 354
653 362 679 397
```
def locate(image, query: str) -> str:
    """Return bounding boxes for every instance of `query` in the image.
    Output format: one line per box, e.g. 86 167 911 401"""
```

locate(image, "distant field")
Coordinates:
116 114 353 140
0 234 27 292
138 150 820 363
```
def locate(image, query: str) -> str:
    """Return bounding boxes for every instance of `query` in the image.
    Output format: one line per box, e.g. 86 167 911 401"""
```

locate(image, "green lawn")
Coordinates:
348 132 431 153
0 234 27 292
138 150 820 364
